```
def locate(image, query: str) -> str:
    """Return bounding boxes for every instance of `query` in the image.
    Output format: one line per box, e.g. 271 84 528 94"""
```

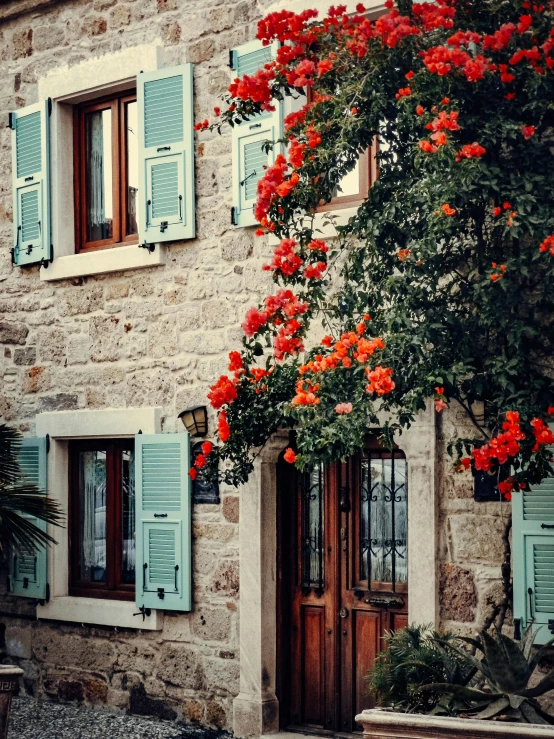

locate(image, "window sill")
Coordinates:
39 243 165 282
37 596 161 630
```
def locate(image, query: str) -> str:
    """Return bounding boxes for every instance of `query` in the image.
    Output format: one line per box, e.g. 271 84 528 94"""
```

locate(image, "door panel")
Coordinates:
280 440 408 734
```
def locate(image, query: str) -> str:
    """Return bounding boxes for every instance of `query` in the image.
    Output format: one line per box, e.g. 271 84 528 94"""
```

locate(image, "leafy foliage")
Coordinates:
428 624 554 723
0 424 63 554
198 0 554 492
367 624 474 714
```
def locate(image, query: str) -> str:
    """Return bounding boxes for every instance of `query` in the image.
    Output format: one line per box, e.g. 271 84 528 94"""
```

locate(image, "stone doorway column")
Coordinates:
233 434 288 739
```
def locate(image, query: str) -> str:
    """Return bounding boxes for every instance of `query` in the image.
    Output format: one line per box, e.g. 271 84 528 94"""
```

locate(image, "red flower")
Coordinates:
228 351 243 372
539 235 554 256
416 105 425 116
213 106 221 116
284 447 297 464
308 239 329 253
521 125 535 139
263 238 303 276
194 119 209 131
208 375 238 409
397 248 410 261
493 206 502 217
435 399 448 412
189 467 198 480
218 411 231 442
396 87 412 99
195 453 207 470
435 387 445 395
456 142 486 160
201 441 213 456
365 366 395 396
304 261 327 280
405 70 414 80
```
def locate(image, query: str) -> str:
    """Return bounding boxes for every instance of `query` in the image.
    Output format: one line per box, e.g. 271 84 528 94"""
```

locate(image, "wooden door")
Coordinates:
279 439 409 735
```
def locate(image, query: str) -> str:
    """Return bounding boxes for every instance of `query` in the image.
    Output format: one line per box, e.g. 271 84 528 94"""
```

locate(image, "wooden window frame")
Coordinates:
316 146 375 213
73 91 138 253
68 438 135 601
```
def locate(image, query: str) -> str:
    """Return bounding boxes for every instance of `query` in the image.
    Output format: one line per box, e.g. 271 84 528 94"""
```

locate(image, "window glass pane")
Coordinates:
121 448 136 584
301 464 324 588
77 449 107 584
125 101 139 236
333 160 360 199
85 108 113 242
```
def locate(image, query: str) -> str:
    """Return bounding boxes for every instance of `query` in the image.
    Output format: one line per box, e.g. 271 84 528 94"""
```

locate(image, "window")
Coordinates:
69 439 135 600
74 91 139 252
316 148 374 213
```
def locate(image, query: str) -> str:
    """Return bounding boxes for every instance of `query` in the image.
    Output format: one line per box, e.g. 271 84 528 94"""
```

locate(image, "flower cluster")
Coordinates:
539 235 554 256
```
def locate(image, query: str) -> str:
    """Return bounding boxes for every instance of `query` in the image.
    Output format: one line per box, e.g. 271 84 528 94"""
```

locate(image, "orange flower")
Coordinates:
441 203 456 216
284 447 297 464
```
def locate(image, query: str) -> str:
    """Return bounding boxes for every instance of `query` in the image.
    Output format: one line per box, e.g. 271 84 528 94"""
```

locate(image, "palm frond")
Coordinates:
0 424 23 488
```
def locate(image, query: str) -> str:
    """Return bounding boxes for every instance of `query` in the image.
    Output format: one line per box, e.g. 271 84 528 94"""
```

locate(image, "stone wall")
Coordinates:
0 0 270 728
0 0 509 729
437 406 511 636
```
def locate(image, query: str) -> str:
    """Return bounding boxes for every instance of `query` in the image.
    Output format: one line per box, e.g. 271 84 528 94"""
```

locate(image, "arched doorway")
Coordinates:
278 437 408 734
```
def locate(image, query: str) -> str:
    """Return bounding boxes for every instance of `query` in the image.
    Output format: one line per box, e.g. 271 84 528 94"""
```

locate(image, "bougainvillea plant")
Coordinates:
193 0 554 497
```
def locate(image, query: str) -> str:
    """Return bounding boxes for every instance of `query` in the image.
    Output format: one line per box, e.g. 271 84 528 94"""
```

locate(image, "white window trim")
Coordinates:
261 0 386 16
37 44 167 282
36 407 163 631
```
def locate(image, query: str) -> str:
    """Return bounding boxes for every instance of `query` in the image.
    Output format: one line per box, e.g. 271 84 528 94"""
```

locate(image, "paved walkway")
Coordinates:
9 697 230 739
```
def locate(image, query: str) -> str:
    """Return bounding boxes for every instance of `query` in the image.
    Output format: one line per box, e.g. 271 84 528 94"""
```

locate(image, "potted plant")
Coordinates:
358 625 554 739
0 424 62 739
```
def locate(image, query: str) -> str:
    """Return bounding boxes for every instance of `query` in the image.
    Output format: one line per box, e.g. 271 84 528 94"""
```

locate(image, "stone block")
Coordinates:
94 0 117 9
184 698 204 723
84 678 108 704
449 514 506 564
33 24 65 51
203 657 239 693
206 699 227 728
13 347 36 365
439 563 477 622
148 318 178 358
58 285 103 316
192 606 231 642
180 329 226 355
210 558 239 596
161 20 180 44
188 38 215 64
82 15 108 36
156 643 201 689
157 0 179 11
38 393 79 412
67 338 90 365
12 29 33 59
125 368 173 406
58 679 84 702
0 322 28 345
222 495 239 523
90 315 123 362
38 327 66 364
201 300 236 329
5 625 31 659
110 6 131 27
22 366 55 394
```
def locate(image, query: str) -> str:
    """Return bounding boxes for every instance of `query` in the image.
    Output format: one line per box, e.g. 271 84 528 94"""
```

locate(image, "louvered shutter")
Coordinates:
9 437 49 600
135 433 192 611
231 40 282 227
10 101 51 266
137 65 195 245
513 459 554 644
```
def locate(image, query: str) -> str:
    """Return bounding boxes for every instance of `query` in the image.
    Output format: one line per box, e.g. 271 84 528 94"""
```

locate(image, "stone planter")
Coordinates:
0 665 23 739
355 708 554 739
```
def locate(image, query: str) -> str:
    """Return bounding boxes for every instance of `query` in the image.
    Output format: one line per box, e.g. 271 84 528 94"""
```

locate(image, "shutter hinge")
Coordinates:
229 49 236 70
38 583 51 607
48 97 52 117
45 433 50 453
7 112 15 130
514 618 521 640
139 241 155 253
231 206 238 226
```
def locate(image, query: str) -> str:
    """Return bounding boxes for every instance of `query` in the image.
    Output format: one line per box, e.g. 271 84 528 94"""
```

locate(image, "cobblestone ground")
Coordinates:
9 697 230 739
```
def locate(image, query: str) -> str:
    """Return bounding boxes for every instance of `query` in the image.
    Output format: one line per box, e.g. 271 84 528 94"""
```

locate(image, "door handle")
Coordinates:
339 607 348 619
365 595 405 609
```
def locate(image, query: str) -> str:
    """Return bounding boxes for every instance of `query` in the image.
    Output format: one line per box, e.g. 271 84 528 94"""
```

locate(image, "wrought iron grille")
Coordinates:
301 464 324 590
360 448 407 590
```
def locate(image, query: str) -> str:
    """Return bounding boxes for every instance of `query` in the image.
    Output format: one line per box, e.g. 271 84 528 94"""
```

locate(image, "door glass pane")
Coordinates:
121 448 136 584
361 450 407 588
85 108 113 242
77 449 107 583
125 101 139 235
301 464 324 588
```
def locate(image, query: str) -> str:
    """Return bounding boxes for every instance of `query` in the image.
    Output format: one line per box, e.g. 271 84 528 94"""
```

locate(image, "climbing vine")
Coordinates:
192 0 554 496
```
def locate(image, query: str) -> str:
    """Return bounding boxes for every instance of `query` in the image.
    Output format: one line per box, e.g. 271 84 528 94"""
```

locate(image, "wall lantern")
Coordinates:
178 406 208 437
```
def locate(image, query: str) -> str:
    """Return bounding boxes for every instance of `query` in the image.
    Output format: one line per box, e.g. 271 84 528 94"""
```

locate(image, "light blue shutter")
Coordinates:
10 101 51 266
9 437 49 600
513 461 554 644
137 65 195 245
135 433 191 611
231 40 282 227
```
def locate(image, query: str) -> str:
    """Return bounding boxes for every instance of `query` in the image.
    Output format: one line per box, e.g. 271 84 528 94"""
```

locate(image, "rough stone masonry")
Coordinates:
0 0 509 730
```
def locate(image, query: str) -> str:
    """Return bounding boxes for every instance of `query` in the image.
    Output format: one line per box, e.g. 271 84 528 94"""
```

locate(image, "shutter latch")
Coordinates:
157 588 165 600
133 605 152 621
160 221 168 233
